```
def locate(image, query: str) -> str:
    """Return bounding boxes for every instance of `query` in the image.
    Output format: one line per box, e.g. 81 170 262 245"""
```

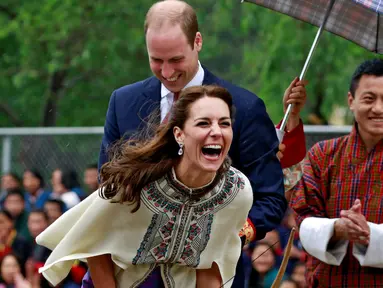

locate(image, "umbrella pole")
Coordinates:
279 0 337 132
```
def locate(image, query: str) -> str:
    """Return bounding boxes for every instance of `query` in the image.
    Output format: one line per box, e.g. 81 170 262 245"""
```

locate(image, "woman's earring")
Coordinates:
178 143 184 156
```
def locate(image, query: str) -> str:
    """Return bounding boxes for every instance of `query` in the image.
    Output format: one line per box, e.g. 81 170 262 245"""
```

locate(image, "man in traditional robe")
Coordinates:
291 58 383 288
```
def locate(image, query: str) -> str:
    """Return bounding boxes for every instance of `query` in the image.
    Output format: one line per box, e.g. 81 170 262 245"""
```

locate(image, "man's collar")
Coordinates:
161 61 204 98
345 122 383 163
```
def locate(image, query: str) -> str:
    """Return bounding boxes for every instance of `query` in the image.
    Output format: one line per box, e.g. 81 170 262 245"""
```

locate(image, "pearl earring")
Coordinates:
178 143 184 156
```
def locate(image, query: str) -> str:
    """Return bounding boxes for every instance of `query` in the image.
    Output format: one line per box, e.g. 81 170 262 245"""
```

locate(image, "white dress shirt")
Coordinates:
160 61 204 122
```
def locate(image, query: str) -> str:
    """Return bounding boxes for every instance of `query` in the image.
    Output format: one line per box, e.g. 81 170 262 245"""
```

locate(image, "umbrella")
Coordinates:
242 0 382 134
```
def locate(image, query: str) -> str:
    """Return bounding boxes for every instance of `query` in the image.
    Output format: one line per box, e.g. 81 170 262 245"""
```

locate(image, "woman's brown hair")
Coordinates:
99 85 235 212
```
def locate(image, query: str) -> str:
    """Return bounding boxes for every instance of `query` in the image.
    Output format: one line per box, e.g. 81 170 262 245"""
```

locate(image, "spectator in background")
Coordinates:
25 209 86 288
275 209 306 275
290 263 307 288
279 279 299 288
3 190 31 243
248 242 285 288
51 169 81 210
25 210 51 288
83 164 99 195
52 169 85 200
0 253 31 288
0 210 31 271
22 169 50 211
0 173 22 201
43 199 65 224
27 210 49 243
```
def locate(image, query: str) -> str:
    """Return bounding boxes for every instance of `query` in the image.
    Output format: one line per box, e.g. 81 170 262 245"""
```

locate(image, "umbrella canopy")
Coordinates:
242 0 382 53
243 0 382 133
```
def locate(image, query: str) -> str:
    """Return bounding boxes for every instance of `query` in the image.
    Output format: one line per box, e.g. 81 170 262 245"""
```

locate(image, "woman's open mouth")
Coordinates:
201 144 222 160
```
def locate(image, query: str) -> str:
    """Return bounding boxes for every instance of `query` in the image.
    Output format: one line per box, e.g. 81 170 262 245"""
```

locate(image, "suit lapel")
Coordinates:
202 66 221 86
139 76 162 124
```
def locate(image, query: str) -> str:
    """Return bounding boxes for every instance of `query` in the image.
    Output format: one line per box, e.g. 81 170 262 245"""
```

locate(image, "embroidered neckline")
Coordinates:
165 167 222 200
171 168 216 189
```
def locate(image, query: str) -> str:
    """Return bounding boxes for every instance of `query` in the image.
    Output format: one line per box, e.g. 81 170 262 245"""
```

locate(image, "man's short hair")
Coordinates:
350 58 383 97
29 208 49 222
4 188 25 202
2 172 21 184
144 0 199 48
25 168 45 188
45 198 66 213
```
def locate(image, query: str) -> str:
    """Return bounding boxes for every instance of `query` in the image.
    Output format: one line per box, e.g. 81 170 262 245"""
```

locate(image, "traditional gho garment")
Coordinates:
291 125 383 288
36 167 252 288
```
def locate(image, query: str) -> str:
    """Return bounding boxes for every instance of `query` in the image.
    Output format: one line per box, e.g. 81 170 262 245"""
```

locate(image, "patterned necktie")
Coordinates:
162 92 180 124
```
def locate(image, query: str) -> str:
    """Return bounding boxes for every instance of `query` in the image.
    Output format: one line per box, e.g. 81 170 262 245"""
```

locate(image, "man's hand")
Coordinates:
277 143 286 161
332 199 370 245
340 199 370 245
333 217 369 245
283 77 308 131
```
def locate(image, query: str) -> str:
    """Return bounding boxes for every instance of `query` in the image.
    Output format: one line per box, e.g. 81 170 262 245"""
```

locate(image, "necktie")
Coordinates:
162 92 180 124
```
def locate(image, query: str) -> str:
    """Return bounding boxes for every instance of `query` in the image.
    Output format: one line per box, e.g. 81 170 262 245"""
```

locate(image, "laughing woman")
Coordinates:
36 85 253 288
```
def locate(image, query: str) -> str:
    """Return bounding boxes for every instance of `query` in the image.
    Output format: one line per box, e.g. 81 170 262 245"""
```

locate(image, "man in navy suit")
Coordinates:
94 1 307 287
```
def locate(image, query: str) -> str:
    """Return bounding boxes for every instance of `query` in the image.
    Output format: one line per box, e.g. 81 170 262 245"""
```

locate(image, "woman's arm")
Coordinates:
87 254 116 288
196 262 222 288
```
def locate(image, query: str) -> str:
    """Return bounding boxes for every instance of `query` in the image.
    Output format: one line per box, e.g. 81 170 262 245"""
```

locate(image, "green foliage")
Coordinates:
0 0 380 127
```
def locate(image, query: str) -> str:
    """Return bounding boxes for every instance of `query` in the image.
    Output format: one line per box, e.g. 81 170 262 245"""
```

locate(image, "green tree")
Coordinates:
0 0 152 127
0 0 379 127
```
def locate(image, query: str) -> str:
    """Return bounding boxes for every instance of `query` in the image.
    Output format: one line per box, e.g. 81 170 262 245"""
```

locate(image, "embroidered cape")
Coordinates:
36 166 253 288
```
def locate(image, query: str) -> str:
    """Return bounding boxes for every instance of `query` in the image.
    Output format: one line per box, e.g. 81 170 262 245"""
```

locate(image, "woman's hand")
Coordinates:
196 262 222 288
88 254 116 288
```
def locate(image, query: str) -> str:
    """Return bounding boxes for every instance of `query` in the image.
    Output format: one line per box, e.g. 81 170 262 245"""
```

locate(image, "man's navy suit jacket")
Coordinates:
98 67 287 286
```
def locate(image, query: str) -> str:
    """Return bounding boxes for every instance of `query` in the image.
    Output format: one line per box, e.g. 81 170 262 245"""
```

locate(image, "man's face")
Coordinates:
28 213 48 239
0 214 12 238
348 75 383 145
1 175 20 191
44 202 63 223
23 171 41 193
4 195 24 218
146 24 202 93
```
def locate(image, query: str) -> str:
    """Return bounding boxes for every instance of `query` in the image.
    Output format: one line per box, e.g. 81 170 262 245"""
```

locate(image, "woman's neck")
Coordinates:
174 161 216 189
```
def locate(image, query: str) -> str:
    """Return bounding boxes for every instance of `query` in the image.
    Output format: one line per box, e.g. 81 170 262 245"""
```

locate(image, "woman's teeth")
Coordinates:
203 145 222 149
202 145 222 157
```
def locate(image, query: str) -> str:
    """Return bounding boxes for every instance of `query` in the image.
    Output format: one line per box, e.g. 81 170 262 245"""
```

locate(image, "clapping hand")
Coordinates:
334 199 370 246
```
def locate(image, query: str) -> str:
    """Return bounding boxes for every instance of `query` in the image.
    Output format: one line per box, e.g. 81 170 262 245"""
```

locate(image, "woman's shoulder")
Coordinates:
227 166 251 190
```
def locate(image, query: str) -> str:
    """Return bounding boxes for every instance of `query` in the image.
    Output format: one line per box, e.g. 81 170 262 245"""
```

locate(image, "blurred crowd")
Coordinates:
243 209 307 288
0 167 306 288
0 165 98 288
